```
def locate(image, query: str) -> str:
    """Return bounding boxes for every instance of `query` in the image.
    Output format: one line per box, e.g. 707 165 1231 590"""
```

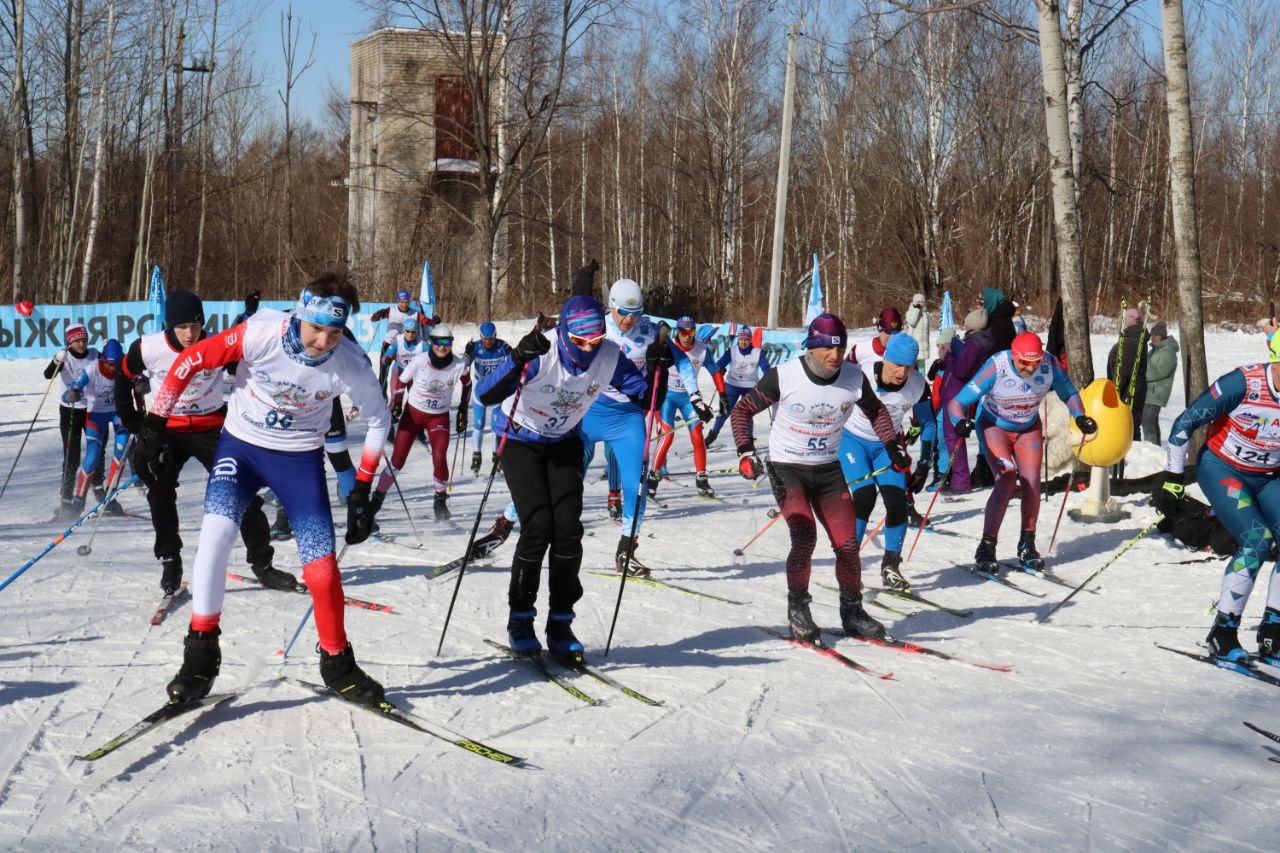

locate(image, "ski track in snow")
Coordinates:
2 327 1279 849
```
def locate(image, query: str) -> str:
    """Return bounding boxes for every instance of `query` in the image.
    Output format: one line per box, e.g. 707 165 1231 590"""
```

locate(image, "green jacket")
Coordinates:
1145 336 1180 407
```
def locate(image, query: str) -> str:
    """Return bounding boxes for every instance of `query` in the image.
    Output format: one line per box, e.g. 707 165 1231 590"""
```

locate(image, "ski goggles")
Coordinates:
613 305 644 318
567 331 607 348
294 290 351 329
429 336 454 347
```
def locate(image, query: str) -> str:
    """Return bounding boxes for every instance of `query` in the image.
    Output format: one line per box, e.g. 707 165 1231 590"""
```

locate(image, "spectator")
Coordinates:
1143 321 1178 445
905 293 930 368
1107 306 1149 440
938 307 993 493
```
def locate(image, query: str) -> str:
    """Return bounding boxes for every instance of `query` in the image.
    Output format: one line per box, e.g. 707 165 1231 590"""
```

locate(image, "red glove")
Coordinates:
739 453 762 480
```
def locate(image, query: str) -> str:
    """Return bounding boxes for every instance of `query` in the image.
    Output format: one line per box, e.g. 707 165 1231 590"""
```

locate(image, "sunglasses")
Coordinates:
430 337 454 347
568 332 607 348
613 306 644 318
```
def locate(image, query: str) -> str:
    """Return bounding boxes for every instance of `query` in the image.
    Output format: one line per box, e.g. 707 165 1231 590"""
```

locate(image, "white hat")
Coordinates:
608 278 644 313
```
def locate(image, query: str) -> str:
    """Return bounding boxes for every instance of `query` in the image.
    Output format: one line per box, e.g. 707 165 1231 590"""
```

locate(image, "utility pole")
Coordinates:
767 23 799 329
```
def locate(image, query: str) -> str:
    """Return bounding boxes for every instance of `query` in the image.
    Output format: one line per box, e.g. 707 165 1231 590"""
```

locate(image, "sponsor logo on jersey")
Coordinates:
315 390 331 401
807 402 838 424
254 369 271 383
269 383 311 408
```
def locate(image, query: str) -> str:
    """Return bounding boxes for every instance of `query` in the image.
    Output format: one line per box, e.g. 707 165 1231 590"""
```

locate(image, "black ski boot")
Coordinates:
974 535 1000 575
880 550 911 592
160 554 183 595
470 451 482 475
167 627 221 703
95 485 125 516
433 491 451 521
905 502 928 528
646 469 661 500
471 516 514 559
270 507 293 541
546 611 585 664
368 490 386 525
1206 610 1249 664
507 609 541 656
704 426 721 448
839 589 887 640
319 643 385 707
607 490 622 521
1017 530 1044 572
615 535 651 578
251 560 302 592
696 472 715 498
1258 607 1280 664
787 591 821 643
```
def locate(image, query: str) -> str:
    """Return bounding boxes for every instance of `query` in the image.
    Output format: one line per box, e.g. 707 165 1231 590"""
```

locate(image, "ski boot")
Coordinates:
367 490 386 527
925 469 948 493
1207 610 1249 663
696 472 716 499
1016 530 1045 572
646 469 661 500
1258 607 1280 665
905 502 928 528
974 535 1000 576
839 589 887 641
251 560 302 592
470 451 483 475
270 507 293 541
160 554 183 596
319 643 386 707
880 550 911 592
95 485 125 516
63 495 86 521
704 427 721 448
433 491 451 521
167 627 221 703
471 516 514 560
546 611 585 664
787 590 821 644
607 490 622 522
507 609 541 656
615 535 651 578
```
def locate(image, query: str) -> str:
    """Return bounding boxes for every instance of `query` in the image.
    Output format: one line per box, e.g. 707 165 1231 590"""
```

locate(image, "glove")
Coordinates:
512 327 551 364
888 443 912 473
65 388 83 405
1155 470 1185 500
718 396 728 418
926 358 943 381
1075 415 1098 435
391 401 403 421
456 408 468 435
739 452 763 480
131 412 170 486
691 395 714 424
955 418 975 438
905 424 922 446
908 463 929 494
133 375 151 395
54 349 67 364
346 480 375 544
646 340 674 371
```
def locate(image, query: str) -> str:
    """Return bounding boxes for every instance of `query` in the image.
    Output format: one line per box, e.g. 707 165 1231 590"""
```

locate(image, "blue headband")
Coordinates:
294 289 351 329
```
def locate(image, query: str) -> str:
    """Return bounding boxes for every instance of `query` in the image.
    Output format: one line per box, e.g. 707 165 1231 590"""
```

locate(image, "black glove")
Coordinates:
456 408 468 435
391 401 403 421
739 452 763 480
131 412 170 486
646 340 674 371
133 375 151 395
691 395 714 424
512 327 551 364
245 290 260 316
926 358 944 381
345 480 374 544
888 443 912 473
909 463 929 494
955 418 974 438
718 395 728 418
1075 414 1098 435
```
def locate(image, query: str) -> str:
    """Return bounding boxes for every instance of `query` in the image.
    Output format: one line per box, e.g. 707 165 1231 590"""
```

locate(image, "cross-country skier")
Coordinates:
370 289 421 391
478 294 659 659
847 306 903 364
649 315 716 498
1155 322 1280 664
373 323 470 522
839 333 935 592
136 273 390 706
67 339 130 516
383 316 425 437
947 332 1096 575
464 321 512 474
731 313 911 643
117 291 294 595
706 324 770 447
44 323 99 519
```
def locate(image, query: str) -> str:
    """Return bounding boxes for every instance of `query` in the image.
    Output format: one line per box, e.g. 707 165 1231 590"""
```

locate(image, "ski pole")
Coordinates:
447 424 464 492
733 509 781 557
605 363 664 656
76 435 137 557
381 450 425 548
906 436 964 562
1037 515 1164 623
1048 434 1088 555
844 460 893 491
436 364 529 656
0 372 58 504
282 542 348 658
0 475 139 593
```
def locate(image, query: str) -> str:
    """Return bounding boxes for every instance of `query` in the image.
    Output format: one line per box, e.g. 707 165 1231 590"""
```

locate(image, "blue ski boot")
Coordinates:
546 611 585 664
1207 610 1249 664
507 609 541 656
1258 607 1280 665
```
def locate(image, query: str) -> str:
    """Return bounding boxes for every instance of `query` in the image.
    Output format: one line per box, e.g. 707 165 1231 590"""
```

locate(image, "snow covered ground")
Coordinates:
1 324 1278 851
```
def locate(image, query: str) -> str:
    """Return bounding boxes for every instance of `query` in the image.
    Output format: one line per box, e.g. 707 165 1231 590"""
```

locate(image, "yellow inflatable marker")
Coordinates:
1069 378 1132 467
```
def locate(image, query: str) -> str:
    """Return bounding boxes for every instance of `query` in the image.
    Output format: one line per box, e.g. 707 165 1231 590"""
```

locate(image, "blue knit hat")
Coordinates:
560 295 606 340
883 333 919 366
676 315 696 330
479 321 497 338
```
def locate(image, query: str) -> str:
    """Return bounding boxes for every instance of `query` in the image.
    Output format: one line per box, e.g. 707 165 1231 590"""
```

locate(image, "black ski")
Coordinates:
483 639 603 706
75 690 241 761
761 628 895 680
967 566 1046 598
1000 561 1095 593
1244 720 1280 745
816 582 916 618
546 654 664 706
861 584 973 618
1156 644 1280 688
587 570 748 605
280 677 525 766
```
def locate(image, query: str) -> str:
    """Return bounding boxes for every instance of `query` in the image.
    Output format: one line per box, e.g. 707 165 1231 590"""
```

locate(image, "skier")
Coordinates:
947 332 1096 575
370 290 421 390
134 273 390 706
839 333 935 592
478 293 659 659
116 290 294 595
44 323 99 518
383 316 426 430
67 339 130 516
706 324 771 447
649 315 716 498
731 313 911 644
373 323 470 522
1156 322 1280 664
464 321 512 474
847 306 903 364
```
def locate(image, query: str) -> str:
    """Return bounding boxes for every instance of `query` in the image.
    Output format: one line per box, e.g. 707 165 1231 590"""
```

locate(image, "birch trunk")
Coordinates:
193 0 219 291
10 0 26 302
79 0 119 301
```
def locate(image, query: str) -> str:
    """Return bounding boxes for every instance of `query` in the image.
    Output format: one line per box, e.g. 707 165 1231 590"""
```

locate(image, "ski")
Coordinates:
851 635 1013 673
999 561 1094 593
546 655 664 706
861 584 973 618
816 583 916 618
587 571 748 605
149 586 188 626
483 639 603 706
225 572 393 613
280 677 525 766
1244 721 1280 745
1156 644 1280 688
75 690 241 761
967 566 1046 598
425 552 496 581
761 628 895 680
368 530 425 551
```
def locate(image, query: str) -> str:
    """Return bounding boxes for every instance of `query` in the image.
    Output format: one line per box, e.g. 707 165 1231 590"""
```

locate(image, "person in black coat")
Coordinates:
1107 307 1148 441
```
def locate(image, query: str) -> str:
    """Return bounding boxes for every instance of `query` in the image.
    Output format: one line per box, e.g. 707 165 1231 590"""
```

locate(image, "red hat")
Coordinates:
65 323 88 345
875 307 903 333
1011 332 1044 362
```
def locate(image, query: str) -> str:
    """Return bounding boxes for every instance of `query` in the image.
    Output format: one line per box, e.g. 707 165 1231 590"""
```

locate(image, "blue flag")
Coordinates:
149 266 167 330
420 261 436 319
804 253 825 325
939 290 954 331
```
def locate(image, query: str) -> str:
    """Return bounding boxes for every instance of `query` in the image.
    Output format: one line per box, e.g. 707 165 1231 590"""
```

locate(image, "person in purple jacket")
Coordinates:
938 307 994 493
